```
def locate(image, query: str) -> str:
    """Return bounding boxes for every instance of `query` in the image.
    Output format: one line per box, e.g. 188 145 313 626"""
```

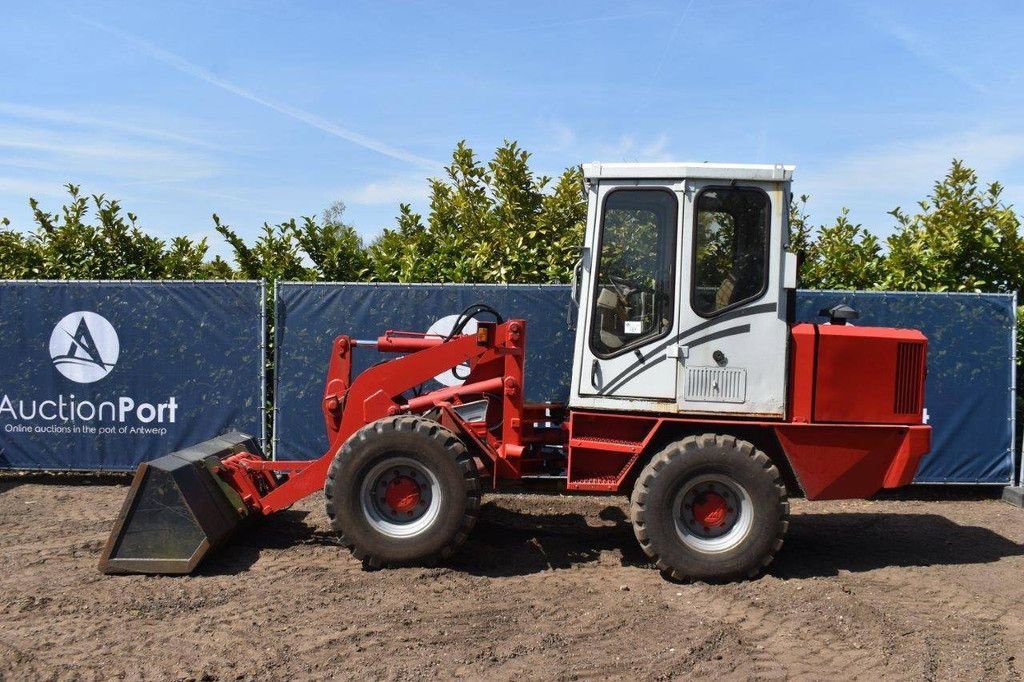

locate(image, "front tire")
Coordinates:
630 433 788 582
324 415 480 567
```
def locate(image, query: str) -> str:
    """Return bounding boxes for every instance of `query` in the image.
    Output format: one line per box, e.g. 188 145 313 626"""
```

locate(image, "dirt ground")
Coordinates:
1 478 1023 681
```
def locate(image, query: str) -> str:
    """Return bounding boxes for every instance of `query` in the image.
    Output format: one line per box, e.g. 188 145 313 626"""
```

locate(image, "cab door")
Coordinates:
575 185 680 402
674 181 788 416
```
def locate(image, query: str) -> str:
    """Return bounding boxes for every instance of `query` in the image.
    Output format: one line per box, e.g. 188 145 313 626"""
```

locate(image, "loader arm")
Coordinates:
255 322 523 513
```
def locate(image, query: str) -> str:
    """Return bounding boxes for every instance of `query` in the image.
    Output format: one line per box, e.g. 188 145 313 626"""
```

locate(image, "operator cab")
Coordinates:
570 162 797 417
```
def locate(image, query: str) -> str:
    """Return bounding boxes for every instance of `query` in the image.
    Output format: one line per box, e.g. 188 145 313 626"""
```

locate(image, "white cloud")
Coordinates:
342 175 431 205
802 131 1024 194
536 120 577 153
999 183 1024 211
0 177 68 199
594 133 673 162
0 124 222 184
798 130 1024 233
0 101 224 149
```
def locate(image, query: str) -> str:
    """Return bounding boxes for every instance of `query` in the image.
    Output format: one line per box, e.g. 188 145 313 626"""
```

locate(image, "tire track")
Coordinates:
2 484 1023 680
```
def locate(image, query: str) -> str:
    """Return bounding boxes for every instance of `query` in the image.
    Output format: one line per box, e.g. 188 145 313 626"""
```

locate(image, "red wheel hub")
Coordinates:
693 492 729 528
384 476 421 513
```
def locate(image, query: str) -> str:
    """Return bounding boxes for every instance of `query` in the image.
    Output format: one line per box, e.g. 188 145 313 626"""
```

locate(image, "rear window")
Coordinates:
692 187 770 316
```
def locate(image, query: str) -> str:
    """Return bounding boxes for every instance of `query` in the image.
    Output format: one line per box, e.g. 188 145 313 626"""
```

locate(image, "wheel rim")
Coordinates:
673 473 753 553
359 457 442 538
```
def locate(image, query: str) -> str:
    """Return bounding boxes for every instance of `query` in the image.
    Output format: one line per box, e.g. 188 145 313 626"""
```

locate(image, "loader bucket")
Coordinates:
99 432 263 575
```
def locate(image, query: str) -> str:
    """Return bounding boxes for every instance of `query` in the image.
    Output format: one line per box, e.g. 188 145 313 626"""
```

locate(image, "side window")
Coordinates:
693 187 770 316
590 190 677 356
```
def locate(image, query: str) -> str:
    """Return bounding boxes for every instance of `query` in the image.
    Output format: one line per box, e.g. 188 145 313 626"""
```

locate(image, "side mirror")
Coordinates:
571 257 584 306
567 247 590 329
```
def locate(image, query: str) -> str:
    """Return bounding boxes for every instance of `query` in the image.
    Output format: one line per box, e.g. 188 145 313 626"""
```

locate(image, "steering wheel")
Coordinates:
608 274 645 302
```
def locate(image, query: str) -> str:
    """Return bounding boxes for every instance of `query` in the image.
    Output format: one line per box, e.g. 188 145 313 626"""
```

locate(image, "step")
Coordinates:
569 436 643 454
566 475 620 492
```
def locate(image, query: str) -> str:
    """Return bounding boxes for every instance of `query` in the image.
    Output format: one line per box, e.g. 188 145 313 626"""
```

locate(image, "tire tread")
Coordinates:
324 415 480 567
629 432 789 582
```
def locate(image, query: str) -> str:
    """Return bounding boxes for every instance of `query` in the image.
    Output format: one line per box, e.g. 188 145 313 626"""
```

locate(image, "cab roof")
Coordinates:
582 162 795 182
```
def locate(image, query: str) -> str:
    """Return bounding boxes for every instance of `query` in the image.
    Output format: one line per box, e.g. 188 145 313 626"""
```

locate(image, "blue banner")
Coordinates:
0 281 264 470
275 284 1015 485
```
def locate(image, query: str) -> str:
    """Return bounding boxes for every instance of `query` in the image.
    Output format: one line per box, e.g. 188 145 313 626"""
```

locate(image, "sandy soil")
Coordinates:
1 478 1023 681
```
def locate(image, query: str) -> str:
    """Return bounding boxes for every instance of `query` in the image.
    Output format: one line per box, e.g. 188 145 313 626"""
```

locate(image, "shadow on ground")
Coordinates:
457 506 1023 580
198 502 649 578
183 500 1024 581
772 512 1024 579
198 509 337 576
452 503 651 577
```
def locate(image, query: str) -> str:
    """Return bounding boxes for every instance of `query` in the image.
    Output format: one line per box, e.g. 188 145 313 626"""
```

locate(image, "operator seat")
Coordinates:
596 286 626 350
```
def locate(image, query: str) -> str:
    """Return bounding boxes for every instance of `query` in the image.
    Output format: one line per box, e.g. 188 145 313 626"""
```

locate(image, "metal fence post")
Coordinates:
1013 292 1020 487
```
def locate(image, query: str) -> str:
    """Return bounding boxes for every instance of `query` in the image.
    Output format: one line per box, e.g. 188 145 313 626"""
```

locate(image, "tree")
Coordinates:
786 160 1024 293
291 201 369 282
0 184 214 280
882 159 1024 294
366 203 432 282
367 140 587 283
799 209 883 290
535 165 588 281
213 216 309 282
0 218 43 278
788 161 1024 369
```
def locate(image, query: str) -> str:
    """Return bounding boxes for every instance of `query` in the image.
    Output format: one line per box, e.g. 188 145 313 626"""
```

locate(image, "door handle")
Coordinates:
590 359 600 389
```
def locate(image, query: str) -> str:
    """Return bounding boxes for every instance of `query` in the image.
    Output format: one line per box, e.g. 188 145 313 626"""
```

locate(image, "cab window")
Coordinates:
589 190 677 356
692 187 770 316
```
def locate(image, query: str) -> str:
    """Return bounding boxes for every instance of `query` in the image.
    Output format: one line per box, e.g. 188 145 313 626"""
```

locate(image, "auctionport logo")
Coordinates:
0 309 178 435
48 311 119 383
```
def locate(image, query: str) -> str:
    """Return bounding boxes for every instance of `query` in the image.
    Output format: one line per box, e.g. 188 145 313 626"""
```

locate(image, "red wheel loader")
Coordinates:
99 162 930 582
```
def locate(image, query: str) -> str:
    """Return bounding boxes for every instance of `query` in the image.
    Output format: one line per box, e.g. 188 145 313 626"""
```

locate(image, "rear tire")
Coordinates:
630 433 788 582
324 415 480 567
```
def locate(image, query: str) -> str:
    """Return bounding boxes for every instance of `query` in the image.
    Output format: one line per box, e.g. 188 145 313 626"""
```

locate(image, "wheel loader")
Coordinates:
99 162 930 582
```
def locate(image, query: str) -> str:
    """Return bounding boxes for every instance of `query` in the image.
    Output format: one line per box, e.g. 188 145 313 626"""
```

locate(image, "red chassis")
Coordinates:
215 319 930 515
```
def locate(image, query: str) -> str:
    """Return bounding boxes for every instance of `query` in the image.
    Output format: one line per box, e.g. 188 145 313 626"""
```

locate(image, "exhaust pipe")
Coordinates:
99 432 263 575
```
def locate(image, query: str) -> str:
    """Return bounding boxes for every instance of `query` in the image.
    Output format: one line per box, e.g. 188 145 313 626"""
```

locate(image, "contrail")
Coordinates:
78 17 442 168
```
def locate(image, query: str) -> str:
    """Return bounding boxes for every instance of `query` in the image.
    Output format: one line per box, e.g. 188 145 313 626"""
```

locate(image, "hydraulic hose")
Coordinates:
446 302 505 380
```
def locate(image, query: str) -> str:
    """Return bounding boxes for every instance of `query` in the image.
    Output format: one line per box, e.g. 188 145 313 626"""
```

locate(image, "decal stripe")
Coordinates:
597 324 752 396
677 302 777 342
684 324 751 349
597 353 667 396
591 302 776 395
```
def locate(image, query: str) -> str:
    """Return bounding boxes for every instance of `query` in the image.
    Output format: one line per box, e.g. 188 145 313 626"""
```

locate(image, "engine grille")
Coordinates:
894 342 924 414
684 366 747 403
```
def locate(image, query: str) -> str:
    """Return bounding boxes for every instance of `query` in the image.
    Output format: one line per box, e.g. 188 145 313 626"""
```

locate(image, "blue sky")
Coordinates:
2 1 1023 257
